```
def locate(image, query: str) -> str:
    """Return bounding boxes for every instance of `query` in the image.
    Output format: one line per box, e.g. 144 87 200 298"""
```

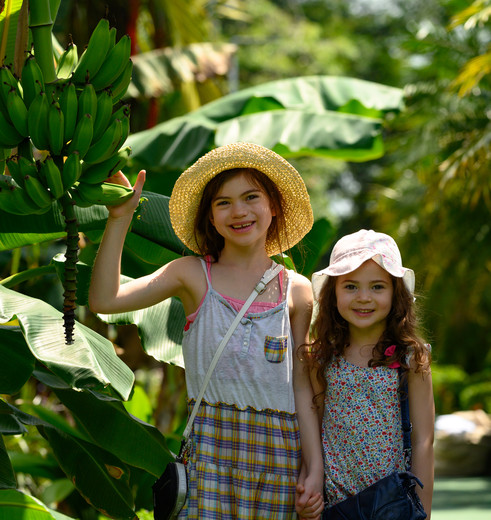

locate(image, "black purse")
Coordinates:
152 264 284 520
152 450 187 520
323 369 427 520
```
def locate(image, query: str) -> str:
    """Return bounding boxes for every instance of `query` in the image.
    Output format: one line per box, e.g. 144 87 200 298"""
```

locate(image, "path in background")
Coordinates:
431 477 491 519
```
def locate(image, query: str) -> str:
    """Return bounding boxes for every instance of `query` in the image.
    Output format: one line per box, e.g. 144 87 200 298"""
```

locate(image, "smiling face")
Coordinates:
209 172 275 251
335 259 394 340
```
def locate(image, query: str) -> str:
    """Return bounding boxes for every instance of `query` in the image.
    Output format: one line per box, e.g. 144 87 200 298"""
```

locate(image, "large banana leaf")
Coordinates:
0 489 74 520
1 395 162 518
0 286 134 400
52 388 172 475
127 75 404 193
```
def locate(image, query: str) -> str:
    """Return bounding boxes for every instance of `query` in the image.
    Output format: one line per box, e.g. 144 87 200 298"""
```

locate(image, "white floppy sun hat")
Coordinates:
312 229 415 298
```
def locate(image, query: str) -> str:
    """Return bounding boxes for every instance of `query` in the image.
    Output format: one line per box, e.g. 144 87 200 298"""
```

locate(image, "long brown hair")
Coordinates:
308 273 431 398
193 168 289 262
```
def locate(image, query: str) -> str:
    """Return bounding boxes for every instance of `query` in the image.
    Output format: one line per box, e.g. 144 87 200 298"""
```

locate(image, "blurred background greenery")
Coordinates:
1 0 490 518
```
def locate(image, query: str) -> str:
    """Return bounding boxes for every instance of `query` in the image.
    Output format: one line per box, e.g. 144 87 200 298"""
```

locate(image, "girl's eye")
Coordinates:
344 284 357 290
372 284 386 290
246 193 259 201
215 200 229 207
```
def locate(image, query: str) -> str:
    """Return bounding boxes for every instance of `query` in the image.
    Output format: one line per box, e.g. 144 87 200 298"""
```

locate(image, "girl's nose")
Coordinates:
231 201 247 217
356 289 372 302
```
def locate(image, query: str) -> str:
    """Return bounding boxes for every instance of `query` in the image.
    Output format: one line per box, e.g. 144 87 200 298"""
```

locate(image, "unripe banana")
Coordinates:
0 66 21 106
69 184 93 207
56 42 79 79
27 90 50 151
90 34 132 91
58 82 78 142
6 87 29 137
66 113 93 158
48 100 65 156
0 176 48 215
20 55 45 108
76 180 134 206
71 18 112 84
17 137 35 162
82 117 122 165
62 151 83 190
77 82 98 123
0 111 24 148
81 145 131 184
6 155 25 187
40 155 64 199
108 26 117 48
18 155 40 180
92 88 113 142
110 59 133 104
23 174 53 209
117 111 130 149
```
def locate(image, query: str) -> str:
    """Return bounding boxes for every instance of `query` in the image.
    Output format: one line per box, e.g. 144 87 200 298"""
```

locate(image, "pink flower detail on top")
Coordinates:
384 345 400 368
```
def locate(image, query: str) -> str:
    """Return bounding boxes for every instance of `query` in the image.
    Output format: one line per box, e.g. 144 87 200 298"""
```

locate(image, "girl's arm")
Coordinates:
291 274 324 519
88 171 205 316
408 364 435 518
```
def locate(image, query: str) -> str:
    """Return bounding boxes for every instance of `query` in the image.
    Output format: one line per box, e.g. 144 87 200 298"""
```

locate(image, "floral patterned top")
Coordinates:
322 356 405 506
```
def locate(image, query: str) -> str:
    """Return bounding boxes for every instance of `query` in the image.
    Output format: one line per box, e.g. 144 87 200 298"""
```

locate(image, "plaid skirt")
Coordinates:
178 400 300 519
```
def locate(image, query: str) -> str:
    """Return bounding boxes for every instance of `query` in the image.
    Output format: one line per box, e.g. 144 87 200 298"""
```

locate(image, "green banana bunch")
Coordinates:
71 18 112 84
71 180 134 207
27 90 50 151
56 42 79 79
90 34 132 91
81 145 132 184
20 55 45 109
0 174 50 215
48 99 65 156
62 151 82 190
66 113 93 158
40 155 64 199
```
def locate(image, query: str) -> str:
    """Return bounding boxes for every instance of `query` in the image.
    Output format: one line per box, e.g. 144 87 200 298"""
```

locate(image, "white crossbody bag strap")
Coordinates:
181 263 283 442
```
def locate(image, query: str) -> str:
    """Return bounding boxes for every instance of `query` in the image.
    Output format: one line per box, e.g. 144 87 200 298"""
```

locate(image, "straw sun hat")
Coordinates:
169 142 313 256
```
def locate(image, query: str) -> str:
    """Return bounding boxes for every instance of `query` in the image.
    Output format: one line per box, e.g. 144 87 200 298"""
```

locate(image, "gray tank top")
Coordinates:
181 259 296 413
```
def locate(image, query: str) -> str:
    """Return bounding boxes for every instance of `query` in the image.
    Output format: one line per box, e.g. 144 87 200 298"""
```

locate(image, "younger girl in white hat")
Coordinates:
89 142 324 519
296 229 434 519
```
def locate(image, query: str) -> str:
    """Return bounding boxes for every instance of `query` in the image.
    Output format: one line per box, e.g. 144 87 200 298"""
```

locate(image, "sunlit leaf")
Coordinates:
0 286 134 400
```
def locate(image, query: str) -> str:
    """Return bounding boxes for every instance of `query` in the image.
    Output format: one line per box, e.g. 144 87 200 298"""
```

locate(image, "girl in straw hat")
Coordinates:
89 142 324 519
296 230 434 519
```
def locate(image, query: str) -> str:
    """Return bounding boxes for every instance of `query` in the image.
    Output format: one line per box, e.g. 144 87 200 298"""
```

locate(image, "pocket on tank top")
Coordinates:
264 335 288 363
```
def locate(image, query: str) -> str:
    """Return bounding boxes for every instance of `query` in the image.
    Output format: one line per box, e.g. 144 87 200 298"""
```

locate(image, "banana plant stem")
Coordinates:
59 193 79 344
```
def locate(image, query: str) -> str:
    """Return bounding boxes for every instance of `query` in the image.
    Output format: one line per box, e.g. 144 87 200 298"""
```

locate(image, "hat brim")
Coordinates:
169 142 313 256
312 253 415 299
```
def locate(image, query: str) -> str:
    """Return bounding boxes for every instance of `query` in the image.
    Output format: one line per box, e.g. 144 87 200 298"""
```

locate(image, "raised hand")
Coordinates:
105 169 145 219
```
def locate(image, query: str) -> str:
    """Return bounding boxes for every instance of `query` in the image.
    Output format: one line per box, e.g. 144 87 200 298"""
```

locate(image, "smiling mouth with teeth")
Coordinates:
232 223 253 229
